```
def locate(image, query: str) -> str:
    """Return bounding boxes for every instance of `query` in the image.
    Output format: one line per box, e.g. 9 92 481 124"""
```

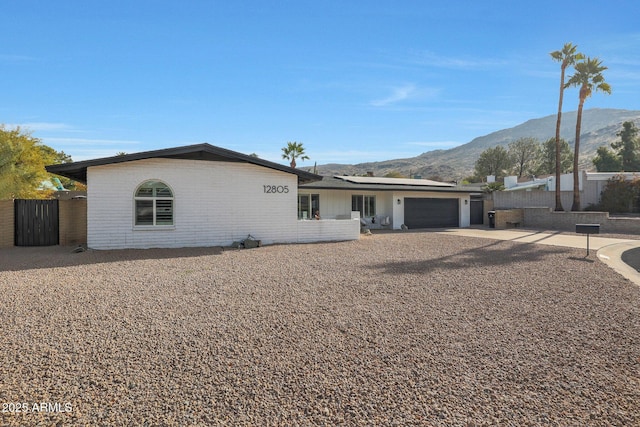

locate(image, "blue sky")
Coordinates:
3 1 639 166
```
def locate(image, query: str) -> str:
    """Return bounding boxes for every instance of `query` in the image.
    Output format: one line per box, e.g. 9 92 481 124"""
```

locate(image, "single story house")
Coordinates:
47 143 475 250
299 175 473 229
46 143 361 249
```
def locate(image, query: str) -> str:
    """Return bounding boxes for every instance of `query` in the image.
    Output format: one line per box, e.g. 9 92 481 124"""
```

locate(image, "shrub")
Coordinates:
482 182 505 193
599 174 640 213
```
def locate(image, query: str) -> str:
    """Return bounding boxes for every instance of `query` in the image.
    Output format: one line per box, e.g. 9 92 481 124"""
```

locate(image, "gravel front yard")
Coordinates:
1 232 639 426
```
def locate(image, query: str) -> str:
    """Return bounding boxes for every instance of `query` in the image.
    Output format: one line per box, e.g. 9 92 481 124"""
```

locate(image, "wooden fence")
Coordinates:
14 199 59 246
0 199 86 248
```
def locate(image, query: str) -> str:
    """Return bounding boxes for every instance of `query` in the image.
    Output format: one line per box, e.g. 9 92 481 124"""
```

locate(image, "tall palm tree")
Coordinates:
565 57 611 211
550 43 583 211
281 141 309 168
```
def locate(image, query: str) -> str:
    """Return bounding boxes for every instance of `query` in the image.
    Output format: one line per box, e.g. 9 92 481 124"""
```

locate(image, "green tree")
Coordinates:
611 121 640 171
537 137 572 175
598 175 640 213
38 144 82 191
474 146 512 179
551 43 583 211
281 141 309 168
565 57 612 210
1 126 51 198
592 146 622 172
508 137 540 177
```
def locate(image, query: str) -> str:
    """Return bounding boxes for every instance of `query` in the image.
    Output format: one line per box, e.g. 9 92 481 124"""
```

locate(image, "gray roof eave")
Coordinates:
300 179 473 193
46 143 322 184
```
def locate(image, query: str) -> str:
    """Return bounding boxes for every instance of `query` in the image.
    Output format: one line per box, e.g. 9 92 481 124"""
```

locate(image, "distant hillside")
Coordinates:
316 108 640 180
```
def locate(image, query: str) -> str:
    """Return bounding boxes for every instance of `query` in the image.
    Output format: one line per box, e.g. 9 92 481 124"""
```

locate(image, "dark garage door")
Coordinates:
404 198 459 228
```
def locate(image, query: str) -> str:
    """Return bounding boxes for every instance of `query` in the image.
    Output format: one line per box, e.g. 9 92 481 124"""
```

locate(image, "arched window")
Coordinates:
134 180 174 226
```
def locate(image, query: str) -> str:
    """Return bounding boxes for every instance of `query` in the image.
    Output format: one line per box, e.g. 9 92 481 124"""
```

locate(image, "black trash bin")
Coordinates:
487 211 496 228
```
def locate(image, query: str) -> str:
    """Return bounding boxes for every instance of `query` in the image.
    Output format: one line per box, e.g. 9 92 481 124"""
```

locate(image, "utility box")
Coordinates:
576 224 600 234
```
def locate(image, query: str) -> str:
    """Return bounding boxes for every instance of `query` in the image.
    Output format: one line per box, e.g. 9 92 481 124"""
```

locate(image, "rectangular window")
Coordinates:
155 200 174 225
135 200 154 225
364 195 376 217
352 195 375 218
298 194 309 219
299 194 320 219
351 195 362 215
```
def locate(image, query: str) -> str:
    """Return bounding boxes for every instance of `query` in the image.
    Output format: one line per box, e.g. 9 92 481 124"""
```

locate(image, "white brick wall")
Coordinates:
296 219 360 242
87 158 300 249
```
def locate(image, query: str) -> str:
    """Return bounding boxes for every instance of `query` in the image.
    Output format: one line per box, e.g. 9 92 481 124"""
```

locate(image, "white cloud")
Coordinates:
369 84 440 107
370 84 417 107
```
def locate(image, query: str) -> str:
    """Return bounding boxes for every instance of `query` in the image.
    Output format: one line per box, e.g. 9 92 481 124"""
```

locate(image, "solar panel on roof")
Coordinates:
333 175 455 187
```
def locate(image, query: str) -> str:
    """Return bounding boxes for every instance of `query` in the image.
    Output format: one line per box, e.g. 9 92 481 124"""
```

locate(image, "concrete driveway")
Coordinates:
436 227 640 286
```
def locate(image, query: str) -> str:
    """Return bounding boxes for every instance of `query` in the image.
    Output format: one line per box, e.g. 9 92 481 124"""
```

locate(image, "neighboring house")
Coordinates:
502 176 551 192
501 174 580 192
46 144 359 249
584 171 640 193
492 171 640 210
299 175 473 229
502 171 640 202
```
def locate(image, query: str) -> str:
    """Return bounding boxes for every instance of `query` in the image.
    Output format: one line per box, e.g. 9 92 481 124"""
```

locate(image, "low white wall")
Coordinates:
296 219 360 243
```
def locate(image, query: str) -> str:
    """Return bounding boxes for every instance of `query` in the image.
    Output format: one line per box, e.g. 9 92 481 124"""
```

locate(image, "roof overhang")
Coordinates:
46 143 322 184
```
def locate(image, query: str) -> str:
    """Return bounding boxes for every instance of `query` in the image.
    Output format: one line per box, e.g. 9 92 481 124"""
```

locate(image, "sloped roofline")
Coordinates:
45 143 322 184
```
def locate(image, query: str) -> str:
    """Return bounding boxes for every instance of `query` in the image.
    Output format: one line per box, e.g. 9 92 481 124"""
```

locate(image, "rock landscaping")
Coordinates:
0 232 638 426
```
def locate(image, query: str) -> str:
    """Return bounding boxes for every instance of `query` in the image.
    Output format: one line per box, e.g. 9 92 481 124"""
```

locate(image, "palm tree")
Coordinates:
550 43 583 211
281 141 309 168
565 57 611 211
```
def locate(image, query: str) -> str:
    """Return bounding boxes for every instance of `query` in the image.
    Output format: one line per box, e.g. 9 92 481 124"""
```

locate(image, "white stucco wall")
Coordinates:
87 158 300 249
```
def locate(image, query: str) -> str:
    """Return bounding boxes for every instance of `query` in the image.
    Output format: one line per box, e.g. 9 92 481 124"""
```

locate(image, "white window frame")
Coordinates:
133 180 175 228
298 193 320 219
352 194 376 218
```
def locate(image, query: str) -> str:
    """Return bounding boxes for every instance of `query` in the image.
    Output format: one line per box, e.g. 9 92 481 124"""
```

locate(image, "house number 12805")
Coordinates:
263 185 289 193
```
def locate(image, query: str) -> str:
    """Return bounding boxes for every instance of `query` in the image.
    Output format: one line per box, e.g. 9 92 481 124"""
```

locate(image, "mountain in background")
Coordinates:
316 108 640 181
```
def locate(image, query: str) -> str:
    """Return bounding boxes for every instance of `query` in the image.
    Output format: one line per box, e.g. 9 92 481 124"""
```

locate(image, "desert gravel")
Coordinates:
0 232 638 426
